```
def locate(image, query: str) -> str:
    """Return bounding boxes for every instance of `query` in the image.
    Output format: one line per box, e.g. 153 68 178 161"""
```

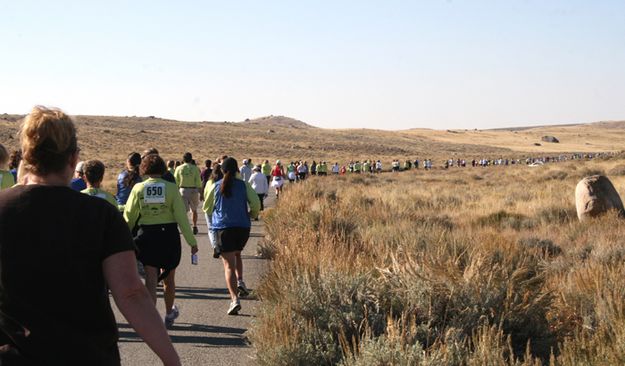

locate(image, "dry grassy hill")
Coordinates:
413 120 625 154
1 112 623 186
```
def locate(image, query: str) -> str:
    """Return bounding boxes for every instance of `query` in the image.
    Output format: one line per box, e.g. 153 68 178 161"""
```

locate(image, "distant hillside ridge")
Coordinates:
591 120 625 129
0 113 316 129
240 115 315 129
485 120 625 132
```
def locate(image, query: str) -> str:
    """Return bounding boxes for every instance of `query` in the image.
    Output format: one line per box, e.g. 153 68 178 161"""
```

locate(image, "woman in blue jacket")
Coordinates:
203 157 260 315
116 152 142 208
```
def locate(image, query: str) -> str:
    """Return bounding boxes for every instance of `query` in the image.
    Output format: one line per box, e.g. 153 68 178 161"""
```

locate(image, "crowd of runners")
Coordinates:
0 106 618 365
0 107 263 365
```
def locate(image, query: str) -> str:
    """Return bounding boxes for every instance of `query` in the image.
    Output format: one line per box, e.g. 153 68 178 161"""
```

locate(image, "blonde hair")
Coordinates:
0 144 8 168
19 106 77 176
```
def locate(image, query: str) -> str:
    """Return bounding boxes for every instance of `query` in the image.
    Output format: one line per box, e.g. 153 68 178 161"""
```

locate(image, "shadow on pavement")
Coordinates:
174 286 259 301
176 286 229 294
173 286 232 300
118 322 249 347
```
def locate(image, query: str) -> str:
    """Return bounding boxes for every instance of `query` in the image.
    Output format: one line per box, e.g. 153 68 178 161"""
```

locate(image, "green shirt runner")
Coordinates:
81 187 119 208
174 163 202 189
124 177 198 247
0 169 15 191
262 163 272 176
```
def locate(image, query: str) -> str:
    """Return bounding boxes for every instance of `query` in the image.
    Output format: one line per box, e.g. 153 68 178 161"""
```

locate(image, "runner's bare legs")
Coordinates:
221 252 239 300
235 252 243 283
162 269 176 314
144 265 159 304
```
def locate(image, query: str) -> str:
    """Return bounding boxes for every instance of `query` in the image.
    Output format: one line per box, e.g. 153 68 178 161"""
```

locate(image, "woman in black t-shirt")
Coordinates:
0 107 180 365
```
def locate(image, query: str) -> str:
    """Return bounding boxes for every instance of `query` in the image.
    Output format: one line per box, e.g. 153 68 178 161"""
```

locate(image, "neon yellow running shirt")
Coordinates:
124 177 197 247
81 187 118 208
0 170 15 191
174 163 202 189
262 163 272 176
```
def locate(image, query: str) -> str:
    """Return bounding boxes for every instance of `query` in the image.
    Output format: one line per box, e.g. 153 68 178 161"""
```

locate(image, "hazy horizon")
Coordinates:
3 111 620 132
2 1 624 130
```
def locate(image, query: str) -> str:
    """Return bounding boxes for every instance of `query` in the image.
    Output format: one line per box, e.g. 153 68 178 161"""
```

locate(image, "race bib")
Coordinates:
144 183 166 204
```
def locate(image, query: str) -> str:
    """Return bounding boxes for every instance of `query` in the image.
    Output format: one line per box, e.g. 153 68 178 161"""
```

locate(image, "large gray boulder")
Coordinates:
541 135 559 143
575 175 625 221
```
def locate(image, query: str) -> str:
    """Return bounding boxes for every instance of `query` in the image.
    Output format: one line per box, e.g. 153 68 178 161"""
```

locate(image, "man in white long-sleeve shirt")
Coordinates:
249 165 269 211
240 159 252 182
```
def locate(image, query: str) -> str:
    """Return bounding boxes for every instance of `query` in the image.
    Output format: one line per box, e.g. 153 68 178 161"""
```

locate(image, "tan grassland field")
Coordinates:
254 158 625 365
2 112 625 364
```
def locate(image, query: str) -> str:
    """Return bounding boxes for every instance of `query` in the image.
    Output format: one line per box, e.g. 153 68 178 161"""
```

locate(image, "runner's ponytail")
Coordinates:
220 157 238 198
123 152 142 188
124 165 140 188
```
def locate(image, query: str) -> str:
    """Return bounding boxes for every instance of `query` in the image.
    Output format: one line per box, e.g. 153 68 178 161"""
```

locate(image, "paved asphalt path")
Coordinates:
112 193 275 365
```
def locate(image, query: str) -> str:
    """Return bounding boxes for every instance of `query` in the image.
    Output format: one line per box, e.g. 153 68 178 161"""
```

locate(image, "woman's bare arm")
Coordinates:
103 251 180 366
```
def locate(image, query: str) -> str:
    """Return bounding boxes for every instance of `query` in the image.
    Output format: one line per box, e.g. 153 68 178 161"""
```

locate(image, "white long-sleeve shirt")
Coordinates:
240 164 252 182
249 171 269 194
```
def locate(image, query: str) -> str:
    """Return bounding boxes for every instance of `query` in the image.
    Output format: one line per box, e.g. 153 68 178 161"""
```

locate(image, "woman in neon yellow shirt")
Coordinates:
0 144 16 191
124 154 199 328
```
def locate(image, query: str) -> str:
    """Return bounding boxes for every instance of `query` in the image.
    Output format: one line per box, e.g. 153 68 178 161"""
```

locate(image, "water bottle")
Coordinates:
191 253 198 265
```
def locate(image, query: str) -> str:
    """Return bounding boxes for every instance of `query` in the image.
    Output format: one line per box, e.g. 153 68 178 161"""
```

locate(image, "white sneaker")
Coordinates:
165 305 179 328
227 300 241 315
237 281 250 297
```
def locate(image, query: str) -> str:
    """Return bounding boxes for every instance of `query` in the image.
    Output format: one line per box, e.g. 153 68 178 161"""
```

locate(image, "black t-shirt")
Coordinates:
0 185 135 365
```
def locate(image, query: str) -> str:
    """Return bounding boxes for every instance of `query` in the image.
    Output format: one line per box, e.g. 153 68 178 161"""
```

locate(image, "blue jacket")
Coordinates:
70 178 86 192
207 179 259 230
116 170 142 205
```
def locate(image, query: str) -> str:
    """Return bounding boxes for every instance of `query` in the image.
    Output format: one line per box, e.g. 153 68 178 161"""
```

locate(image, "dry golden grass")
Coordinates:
250 157 625 365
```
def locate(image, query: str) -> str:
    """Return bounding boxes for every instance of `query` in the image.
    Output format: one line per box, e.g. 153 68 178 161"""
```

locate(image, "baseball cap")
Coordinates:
75 161 85 173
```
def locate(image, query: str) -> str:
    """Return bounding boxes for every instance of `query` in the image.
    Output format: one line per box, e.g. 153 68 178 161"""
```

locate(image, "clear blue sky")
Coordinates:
1 0 624 130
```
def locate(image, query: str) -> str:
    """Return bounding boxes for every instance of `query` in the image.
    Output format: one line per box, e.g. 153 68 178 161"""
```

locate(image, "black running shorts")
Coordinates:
216 227 251 253
135 223 181 275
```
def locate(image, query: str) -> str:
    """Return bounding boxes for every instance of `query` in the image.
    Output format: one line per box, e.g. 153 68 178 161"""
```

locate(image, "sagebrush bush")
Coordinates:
476 210 535 230
250 158 625 365
575 167 606 179
608 164 625 176
540 170 568 181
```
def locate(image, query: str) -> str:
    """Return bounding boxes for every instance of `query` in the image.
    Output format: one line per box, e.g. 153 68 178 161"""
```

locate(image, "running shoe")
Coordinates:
193 226 199 235
237 281 250 297
227 300 241 315
165 305 179 328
